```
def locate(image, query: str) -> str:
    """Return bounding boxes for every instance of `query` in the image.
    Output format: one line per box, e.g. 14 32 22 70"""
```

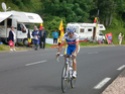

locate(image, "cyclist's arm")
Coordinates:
72 39 79 56
75 40 79 54
57 40 66 54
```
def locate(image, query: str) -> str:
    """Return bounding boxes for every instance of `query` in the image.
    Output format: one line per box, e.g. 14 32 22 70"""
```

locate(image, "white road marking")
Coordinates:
94 77 111 89
117 65 125 71
25 60 47 66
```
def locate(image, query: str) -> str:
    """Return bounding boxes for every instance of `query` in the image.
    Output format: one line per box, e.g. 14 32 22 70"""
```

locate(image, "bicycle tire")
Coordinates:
61 65 70 93
70 76 76 88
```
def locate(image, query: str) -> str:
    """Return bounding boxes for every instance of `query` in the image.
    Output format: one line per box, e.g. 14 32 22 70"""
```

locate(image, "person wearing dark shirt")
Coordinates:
39 27 47 49
8 26 16 51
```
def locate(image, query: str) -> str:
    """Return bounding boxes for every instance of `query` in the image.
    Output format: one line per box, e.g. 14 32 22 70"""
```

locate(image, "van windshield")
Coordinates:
25 24 38 32
25 24 35 30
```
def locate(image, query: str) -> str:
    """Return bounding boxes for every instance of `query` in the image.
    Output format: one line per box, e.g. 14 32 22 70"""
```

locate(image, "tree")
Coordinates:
93 0 116 26
41 0 92 22
114 0 125 21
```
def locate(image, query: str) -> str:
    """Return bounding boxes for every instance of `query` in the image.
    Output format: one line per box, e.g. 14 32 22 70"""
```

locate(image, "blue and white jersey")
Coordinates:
63 33 79 47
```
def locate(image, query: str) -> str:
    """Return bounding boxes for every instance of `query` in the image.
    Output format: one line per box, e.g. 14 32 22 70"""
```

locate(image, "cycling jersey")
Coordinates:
63 33 79 55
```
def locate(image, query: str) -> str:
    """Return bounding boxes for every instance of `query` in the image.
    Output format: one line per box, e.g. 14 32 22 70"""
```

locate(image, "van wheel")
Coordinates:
23 39 28 46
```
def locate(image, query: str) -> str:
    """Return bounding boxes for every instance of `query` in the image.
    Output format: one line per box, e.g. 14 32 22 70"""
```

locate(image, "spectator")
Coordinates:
52 30 59 44
39 27 47 49
32 26 40 50
118 33 124 45
8 26 16 51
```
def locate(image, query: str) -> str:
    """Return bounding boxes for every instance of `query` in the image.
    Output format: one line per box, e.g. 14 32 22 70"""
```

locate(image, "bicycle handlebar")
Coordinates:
56 54 73 62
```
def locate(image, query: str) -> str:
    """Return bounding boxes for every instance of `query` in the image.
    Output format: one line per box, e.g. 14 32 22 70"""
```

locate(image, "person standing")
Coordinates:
118 33 124 45
52 30 59 44
39 27 47 49
8 26 16 51
32 26 40 50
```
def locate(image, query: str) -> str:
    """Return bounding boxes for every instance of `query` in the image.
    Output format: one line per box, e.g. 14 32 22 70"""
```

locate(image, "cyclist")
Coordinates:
56 27 79 78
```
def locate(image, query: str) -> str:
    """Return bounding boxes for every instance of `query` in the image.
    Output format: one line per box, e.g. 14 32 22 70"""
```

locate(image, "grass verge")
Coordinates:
0 44 32 52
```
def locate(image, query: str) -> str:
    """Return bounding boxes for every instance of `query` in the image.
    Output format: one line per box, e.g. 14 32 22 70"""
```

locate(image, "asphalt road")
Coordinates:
0 46 125 94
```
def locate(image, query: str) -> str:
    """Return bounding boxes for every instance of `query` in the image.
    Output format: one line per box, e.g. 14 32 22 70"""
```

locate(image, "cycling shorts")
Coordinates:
66 46 76 55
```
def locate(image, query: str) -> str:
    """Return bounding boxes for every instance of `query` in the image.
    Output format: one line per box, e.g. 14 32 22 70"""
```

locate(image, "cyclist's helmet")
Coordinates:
66 26 76 33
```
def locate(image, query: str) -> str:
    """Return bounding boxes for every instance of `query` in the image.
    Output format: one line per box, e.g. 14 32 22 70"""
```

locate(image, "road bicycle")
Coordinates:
57 54 76 93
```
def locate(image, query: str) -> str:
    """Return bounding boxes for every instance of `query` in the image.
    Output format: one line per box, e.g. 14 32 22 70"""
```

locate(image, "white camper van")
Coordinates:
0 11 43 45
67 23 106 42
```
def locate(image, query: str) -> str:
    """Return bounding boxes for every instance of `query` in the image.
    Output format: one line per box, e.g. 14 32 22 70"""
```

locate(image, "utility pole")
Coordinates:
93 9 99 42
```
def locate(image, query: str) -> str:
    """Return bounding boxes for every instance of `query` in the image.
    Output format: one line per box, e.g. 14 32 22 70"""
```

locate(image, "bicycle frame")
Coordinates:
65 56 73 78
57 54 76 93
56 54 76 93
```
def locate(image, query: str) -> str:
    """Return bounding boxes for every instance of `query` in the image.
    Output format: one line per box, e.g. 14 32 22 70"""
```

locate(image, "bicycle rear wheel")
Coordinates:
61 65 70 93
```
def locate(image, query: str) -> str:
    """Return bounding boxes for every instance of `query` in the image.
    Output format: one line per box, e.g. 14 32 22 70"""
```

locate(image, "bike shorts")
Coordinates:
66 46 76 55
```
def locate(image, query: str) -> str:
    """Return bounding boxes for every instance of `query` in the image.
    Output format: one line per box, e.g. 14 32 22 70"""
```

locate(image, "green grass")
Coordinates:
0 39 122 52
46 44 53 48
104 18 125 44
104 29 125 45
0 43 54 52
0 44 10 51
0 44 32 52
80 41 98 46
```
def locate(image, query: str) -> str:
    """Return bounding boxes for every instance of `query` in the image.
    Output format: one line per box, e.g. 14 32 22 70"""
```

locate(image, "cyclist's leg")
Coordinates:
72 45 80 72
64 45 71 59
72 57 77 71
63 46 71 78
65 46 77 77
72 55 77 77
71 47 78 78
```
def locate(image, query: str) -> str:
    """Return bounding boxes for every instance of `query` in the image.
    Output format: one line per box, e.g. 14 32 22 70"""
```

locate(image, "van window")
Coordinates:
100 26 103 28
88 29 92 32
0 21 4 26
0 19 12 27
80 29 84 33
17 24 21 31
7 19 12 27
17 24 26 33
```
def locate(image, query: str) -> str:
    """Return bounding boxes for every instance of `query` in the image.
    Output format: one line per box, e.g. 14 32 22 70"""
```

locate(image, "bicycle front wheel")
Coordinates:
61 65 70 93
70 76 76 88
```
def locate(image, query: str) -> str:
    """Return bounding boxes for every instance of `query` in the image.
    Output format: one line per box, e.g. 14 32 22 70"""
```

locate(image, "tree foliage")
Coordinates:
41 0 92 22
1 0 125 35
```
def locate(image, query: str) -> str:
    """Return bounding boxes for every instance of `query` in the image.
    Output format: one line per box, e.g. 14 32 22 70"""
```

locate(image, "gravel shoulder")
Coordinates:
102 69 125 94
